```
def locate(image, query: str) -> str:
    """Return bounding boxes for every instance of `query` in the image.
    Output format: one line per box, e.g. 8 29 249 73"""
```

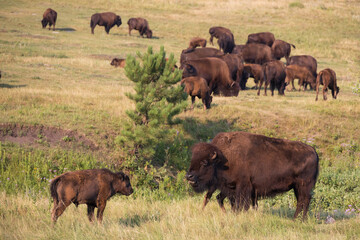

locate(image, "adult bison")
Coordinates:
186 131 319 220
246 32 275 47
239 43 273 65
41 8 57 31
209 26 235 54
287 55 317 78
315 68 340 101
181 57 240 97
181 76 212 110
271 39 296 64
180 47 225 67
50 169 133 223
111 58 126 68
127 17 152 38
285 64 316 91
90 12 122 34
262 60 286 96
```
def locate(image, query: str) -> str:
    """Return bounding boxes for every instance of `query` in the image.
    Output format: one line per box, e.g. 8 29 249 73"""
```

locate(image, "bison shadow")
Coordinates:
0 83 27 88
118 213 160 227
56 28 76 32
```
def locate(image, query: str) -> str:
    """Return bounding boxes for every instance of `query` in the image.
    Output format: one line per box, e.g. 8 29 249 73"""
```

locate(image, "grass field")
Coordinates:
0 0 360 239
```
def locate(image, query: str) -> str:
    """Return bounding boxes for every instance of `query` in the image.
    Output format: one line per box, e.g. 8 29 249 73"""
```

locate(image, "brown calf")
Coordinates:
189 37 207 49
243 63 264 90
315 68 340 101
111 58 126 68
181 76 212 110
285 65 316 91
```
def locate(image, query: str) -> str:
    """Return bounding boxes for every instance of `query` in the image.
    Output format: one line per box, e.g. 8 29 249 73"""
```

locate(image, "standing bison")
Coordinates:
50 169 133 223
262 60 286 96
287 55 317 78
285 64 316 91
246 32 275 47
127 18 152 38
209 26 235 54
189 37 207 49
243 63 264 90
186 131 319 220
181 76 212 110
90 12 122 34
239 43 273 65
41 8 57 31
271 39 296 64
315 68 340 101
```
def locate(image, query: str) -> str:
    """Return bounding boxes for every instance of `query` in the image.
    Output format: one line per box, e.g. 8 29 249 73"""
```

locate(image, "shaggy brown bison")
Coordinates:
41 8 57 31
180 47 225 67
186 131 319 220
50 169 133 223
181 76 212 110
287 55 317 78
240 43 273 65
315 68 340 101
111 58 126 68
262 60 286 96
271 39 296 64
285 65 316 91
243 63 264 90
90 12 122 34
127 18 152 38
246 32 275 47
209 26 235 54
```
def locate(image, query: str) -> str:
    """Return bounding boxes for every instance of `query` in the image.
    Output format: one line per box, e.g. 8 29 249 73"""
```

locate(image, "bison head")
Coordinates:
181 63 197 79
146 29 152 39
41 19 48 28
115 15 122 27
114 172 133 196
186 143 228 193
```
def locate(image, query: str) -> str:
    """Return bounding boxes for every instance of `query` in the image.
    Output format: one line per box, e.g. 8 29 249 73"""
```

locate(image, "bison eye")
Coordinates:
201 159 208 166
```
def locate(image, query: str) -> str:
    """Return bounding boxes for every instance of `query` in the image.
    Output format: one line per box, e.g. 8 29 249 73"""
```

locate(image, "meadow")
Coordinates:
0 0 360 239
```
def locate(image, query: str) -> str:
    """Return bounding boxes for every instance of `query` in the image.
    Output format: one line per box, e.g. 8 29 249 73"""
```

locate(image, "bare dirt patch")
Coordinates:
0 123 98 151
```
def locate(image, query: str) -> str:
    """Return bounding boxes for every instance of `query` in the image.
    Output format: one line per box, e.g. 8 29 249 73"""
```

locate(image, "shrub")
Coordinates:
289 2 305 9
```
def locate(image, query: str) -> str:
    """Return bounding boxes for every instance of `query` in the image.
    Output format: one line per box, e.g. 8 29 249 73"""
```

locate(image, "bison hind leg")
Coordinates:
51 199 71 223
87 204 96 222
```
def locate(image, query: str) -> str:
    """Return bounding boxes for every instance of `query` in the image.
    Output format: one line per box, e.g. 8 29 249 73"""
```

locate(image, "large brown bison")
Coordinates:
180 47 225 67
181 76 212 110
271 39 296 64
315 68 340 101
261 60 286 96
285 65 316 91
41 8 57 31
239 43 273 65
181 57 240 97
50 169 133 223
186 131 319 220
287 55 317 78
111 58 126 68
90 12 122 34
243 63 264 90
209 26 235 54
127 17 152 38
246 32 275 47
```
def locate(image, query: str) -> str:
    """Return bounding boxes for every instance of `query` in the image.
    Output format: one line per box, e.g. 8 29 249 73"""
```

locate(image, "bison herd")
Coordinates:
37 8 327 222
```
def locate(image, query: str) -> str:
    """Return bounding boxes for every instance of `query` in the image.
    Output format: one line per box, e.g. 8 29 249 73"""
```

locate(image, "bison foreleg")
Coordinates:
191 96 196 110
87 204 96 222
216 192 227 213
202 190 215 210
96 201 107 223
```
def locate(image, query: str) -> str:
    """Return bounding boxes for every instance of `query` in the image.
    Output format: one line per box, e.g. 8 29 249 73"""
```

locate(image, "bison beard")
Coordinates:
186 131 319 220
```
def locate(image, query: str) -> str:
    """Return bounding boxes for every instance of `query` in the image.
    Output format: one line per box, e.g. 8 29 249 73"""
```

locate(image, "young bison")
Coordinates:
315 68 340 101
285 65 316 91
189 37 207 49
127 18 152 38
111 58 126 68
41 8 57 31
181 76 212 110
90 12 122 34
243 63 264 90
50 169 133 223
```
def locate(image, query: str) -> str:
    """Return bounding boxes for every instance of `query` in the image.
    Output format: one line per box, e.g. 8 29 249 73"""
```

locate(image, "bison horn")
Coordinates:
210 151 217 160
230 82 235 88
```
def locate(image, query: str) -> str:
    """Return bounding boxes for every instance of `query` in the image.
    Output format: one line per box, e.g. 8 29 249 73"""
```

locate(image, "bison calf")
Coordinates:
41 8 57 31
243 63 264 90
50 169 133 223
127 17 152 38
90 12 122 34
285 64 316 91
315 68 339 101
111 58 126 68
181 76 212 110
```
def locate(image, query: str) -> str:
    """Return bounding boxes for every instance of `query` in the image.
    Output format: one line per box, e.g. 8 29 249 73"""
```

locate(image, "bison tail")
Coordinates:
291 44 296 49
50 176 61 202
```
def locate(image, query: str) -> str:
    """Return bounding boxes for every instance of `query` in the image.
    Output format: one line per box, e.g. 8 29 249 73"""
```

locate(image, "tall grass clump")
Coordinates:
289 1 305 8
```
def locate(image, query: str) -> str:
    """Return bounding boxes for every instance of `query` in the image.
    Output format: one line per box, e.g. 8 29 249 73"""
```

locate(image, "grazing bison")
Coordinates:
240 43 273 65
182 57 240 97
50 169 133 223
186 131 319 219
219 53 245 88
111 58 126 68
181 76 212 110
243 63 264 90
271 39 296 64
41 8 57 31
285 65 316 91
90 12 122 34
315 68 340 101
209 26 235 54
127 17 152 38
262 60 286 96
246 32 275 47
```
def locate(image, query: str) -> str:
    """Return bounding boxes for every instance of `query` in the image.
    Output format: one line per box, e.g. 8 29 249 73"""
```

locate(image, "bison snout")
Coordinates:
185 173 195 182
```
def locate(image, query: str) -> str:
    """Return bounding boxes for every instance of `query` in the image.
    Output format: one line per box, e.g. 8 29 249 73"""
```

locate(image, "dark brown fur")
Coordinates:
246 32 275 47
209 26 235 54
50 169 133 223
90 12 122 34
186 131 319 220
243 63 264 90
315 68 340 101
285 65 316 91
261 60 286 96
41 8 57 31
127 18 152 38
180 47 225 67
181 76 212 110
111 58 126 68
240 43 273 65
287 55 317 78
271 39 296 64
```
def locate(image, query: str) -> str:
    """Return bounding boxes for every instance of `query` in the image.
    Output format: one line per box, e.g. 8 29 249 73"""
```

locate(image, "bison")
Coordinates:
271 39 296 64
90 12 122 34
50 169 133 223
189 37 207 49
287 55 317 78
41 8 57 31
285 65 316 91
246 32 275 47
243 63 264 90
181 57 240 97
262 60 286 96
127 17 152 38
239 43 273 65
180 47 225 67
186 131 319 220
209 26 235 54
181 76 212 110
315 68 340 101
111 58 126 68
